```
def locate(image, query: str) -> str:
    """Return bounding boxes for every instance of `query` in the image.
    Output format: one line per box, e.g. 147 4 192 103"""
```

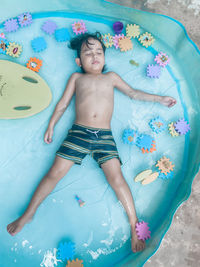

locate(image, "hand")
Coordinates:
44 127 54 144
159 96 177 108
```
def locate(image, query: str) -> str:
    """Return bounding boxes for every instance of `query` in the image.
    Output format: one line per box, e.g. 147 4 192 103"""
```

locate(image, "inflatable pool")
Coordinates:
1 0 200 266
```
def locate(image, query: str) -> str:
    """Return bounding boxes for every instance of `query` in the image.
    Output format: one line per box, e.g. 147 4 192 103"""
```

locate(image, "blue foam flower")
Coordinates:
149 116 167 133
122 129 138 145
0 37 8 54
57 241 75 261
31 37 47 52
136 134 155 151
158 170 174 180
55 28 70 42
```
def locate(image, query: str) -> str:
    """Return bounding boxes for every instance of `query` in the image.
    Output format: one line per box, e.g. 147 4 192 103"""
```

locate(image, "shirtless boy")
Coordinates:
7 32 176 253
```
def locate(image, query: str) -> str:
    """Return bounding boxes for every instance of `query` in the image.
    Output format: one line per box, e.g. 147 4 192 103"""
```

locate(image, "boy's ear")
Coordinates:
75 58 81 67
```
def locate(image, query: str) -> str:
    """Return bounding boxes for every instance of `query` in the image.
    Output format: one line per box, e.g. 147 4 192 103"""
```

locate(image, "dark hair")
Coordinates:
69 31 107 73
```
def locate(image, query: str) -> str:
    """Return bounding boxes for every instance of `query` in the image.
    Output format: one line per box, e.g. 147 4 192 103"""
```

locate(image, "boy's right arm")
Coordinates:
44 73 80 144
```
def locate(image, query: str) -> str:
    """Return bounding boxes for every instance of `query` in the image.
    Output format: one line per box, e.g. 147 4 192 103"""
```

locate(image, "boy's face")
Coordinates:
76 38 105 74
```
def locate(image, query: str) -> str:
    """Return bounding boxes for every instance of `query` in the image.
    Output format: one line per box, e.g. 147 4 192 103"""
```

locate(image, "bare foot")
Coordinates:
131 226 146 253
7 215 33 236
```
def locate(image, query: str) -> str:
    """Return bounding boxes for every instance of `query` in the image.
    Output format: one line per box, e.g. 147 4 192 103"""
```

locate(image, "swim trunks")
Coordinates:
56 123 122 168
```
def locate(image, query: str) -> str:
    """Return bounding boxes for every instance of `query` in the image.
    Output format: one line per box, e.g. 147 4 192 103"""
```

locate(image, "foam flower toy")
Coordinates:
26 57 43 72
55 28 70 42
118 36 133 52
0 33 6 39
174 118 190 135
113 34 124 49
156 156 175 175
41 20 57 35
66 259 84 267
6 42 22 57
135 221 151 241
158 170 174 180
0 37 8 54
154 52 170 67
146 64 161 78
136 134 156 153
126 24 140 38
168 122 179 137
149 116 167 133
57 241 75 262
102 33 114 48
4 18 19 32
138 32 155 48
72 21 87 35
18 12 32 27
31 37 47 52
122 129 138 145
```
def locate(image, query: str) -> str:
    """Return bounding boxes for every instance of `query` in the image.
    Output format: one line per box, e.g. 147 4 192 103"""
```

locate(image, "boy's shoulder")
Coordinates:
71 72 83 79
69 72 83 83
104 71 118 79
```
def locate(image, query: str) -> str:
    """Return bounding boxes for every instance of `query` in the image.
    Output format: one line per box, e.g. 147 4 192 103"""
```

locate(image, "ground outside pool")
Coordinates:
0 0 200 267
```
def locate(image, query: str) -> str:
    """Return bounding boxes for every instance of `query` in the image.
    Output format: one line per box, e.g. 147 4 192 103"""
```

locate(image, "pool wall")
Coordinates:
1 0 200 266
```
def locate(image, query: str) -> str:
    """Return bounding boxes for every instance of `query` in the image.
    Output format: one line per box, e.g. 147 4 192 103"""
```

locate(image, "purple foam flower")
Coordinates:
174 118 190 135
4 18 19 32
41 20 57 35
18 12 32 27
147 64 161 78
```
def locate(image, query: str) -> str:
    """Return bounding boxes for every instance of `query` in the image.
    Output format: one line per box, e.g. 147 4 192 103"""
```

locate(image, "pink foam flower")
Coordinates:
113 34 124 49
154 52 170 67
135 221 151 241
72 20 87 35
0 33 6 39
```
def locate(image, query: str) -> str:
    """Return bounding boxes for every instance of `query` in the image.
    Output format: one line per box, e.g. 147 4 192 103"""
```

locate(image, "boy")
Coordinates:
7 32 176 253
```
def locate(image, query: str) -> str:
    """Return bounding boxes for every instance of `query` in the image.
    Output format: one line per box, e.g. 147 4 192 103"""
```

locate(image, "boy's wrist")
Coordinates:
48 124 54 130
155 95 162 103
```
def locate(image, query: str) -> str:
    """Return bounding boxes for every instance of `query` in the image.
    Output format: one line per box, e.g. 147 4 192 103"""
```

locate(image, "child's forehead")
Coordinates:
81 38 103 51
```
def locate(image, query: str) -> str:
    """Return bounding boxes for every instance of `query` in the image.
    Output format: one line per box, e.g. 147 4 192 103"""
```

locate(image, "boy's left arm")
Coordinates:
110 72 177 108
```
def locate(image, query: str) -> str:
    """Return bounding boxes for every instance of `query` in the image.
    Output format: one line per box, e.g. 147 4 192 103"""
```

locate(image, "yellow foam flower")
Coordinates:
168 122 179 137
126 24 140 38
6 42 22 57
101 33 113 48
138 32 155 48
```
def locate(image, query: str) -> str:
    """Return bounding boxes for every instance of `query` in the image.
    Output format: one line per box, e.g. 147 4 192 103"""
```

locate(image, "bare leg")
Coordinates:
7 156 74 236
101 158 145 253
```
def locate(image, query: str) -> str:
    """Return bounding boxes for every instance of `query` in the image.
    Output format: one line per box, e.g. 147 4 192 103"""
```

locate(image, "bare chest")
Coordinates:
75 75 114 100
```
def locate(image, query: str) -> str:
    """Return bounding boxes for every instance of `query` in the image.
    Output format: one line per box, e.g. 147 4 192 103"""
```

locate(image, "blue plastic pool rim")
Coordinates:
0 6 200 267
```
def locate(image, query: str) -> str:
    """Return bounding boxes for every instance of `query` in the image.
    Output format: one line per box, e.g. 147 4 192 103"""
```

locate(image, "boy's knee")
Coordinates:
108 174 125 187
47 167 65 181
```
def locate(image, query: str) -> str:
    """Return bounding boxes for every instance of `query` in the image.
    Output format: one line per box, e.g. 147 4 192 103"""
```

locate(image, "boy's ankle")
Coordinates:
130 218 139 229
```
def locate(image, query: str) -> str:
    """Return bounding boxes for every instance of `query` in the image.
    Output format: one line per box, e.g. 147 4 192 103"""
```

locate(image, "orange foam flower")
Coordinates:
26 57 42 72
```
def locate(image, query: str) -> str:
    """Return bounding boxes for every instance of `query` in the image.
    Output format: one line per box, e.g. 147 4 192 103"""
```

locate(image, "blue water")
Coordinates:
1 1 200 267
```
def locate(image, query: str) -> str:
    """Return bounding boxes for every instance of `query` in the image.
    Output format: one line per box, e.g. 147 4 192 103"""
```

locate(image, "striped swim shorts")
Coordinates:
56 123 122 168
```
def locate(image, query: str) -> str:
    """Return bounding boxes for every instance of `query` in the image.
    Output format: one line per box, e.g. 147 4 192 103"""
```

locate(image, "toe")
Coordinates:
132 244 137 253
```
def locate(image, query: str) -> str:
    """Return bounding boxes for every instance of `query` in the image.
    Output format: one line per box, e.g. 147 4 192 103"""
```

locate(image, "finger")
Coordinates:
168 101 174 107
